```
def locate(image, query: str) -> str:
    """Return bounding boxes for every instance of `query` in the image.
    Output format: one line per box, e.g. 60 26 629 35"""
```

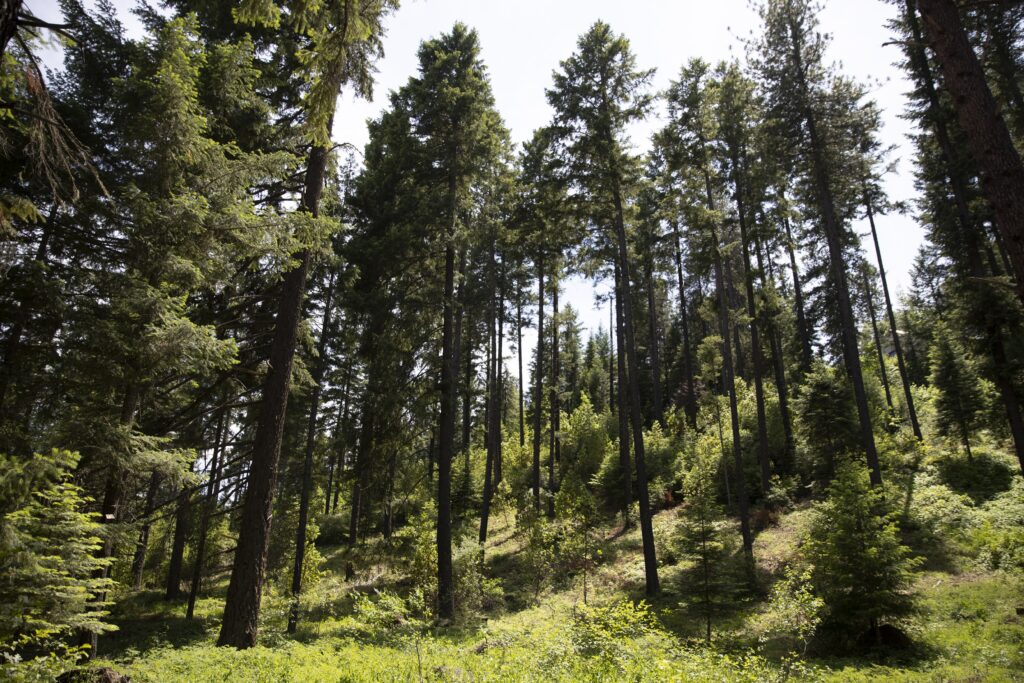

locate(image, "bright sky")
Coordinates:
32 0 927 377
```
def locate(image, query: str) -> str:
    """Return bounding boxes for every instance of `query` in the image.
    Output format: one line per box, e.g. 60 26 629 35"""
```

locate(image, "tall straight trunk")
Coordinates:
865 199 922 438
436 165 460 621
495 274 505 485
517 286 525 449
611 175 660 597
614 263 632 523
608 293 616 413
187 407 228 620
218 135 332 648
532 254 544 513
754 228 795 473
130 472 161 590
702 166 754 577
788 16 881 487
349 400 373 547
862 269 894 410
673 224 697 426
716 244 755 577
734 168 772 494
165 487 191 600
480 270 498 544
325 365 352 515
288 270 337 633
547 271 560 519
916 0 1024 304
783 214 814 369
905 0 1024 471
644 258 664 424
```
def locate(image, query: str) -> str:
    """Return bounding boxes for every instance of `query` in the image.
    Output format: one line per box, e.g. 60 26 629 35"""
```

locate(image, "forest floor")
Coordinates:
94 455 1024 682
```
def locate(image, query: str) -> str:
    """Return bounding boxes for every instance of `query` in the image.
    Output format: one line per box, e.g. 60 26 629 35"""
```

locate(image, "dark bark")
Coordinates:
532 254 544 513
288 270 337 633
783 214 814 369
787 14 881 486
517 284 525 449
435 164 460 621
187 408 228 620
165 487 191 600
916 0 1024 304
904 0 1024 470
673 224 697 426
866 199 922 438
643 257 663 424
130 472 161 590
217 135 331 649
614 263 632 524
754 229 795 473
547 271 559 519
734 166 772 494
611 175 660 597
862 269 895 411
0 0 22 61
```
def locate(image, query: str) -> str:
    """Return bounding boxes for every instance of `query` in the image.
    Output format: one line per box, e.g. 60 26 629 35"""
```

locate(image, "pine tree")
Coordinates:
547 21 660 595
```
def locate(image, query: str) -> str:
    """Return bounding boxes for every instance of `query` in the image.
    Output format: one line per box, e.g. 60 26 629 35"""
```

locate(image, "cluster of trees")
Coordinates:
1 0 1023 665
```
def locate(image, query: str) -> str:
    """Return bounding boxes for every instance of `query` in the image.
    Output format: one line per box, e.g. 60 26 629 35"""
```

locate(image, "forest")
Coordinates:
2 0 1024 680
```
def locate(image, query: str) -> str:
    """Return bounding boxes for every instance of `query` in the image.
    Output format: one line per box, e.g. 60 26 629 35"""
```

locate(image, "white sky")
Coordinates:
31 0 927 378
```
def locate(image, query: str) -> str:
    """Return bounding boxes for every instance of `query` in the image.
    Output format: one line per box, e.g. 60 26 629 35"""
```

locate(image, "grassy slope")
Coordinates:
94 455 1024 682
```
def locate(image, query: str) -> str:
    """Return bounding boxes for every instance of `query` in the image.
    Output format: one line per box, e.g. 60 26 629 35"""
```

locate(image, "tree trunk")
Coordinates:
788 14 881 486
734 168 772 494
288 270 337 633
916 0 1024 305
187 407 228 620
165 487 191 600
866 199 922 438
130 472 161 590
547 270 559 519
783 213 814 369
436 165 460 621
611 176 660 597
673 224 697 426
532 254 544 513
644 257 664 424
862 269 895 410
217 134 331 649
614 264 632 524
517 285 525 449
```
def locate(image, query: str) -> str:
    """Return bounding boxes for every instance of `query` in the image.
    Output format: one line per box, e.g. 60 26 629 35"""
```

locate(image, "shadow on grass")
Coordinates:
98 591 215 659
935 450 1016 504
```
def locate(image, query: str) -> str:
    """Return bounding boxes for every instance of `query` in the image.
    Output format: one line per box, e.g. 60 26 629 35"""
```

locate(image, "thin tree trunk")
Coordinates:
611 175 660 597
532 254 544 513
187 407 228 620
862 269 894 410
165 487 191 600
130 472 161 590
614 263 632 524
644 257 663 424
517 285 525 449
788 15 881 486
436 163 460 621
673 223 697 427
547 270 559 519
288 269 337 633
865 199 922 438
783 213 814 369
734 167 772 494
